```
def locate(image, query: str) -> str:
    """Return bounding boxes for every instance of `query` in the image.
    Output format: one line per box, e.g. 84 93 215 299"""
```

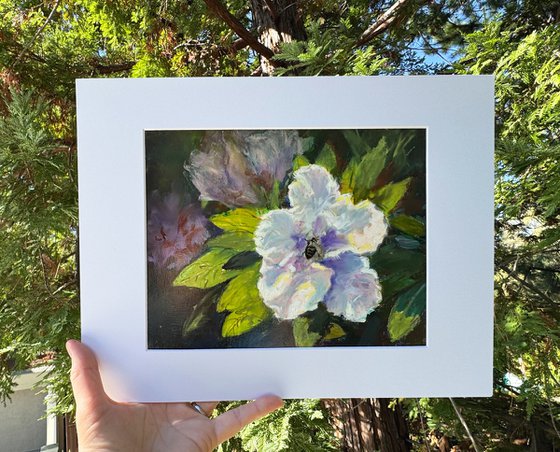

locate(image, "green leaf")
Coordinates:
381 275 417 299
370 244 425 278
301 136 315 154
218 263 271 337
353 139 389 200
222 251 260 270
390 132 415 173
222 310 269 338
394 235 421 250
182 288 220 336
315 143 337 171
342 130 368 158
206 232 256 251
182 309 207 335
267 180 281 209
182 287 221 336
293 154 310 171
369 177 412 213
340 159 358 194
173 248 242 289
293 317 321 347
388 283 426 342
210 208 261 234
390 215 425 237
324 323 345 340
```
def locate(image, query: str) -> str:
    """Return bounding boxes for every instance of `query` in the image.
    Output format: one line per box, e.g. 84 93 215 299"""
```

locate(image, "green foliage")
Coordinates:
173 248 242 289
210 208 262 234
0 89 78 409
352 138 389 201
449 13 560 449
205 232 256 251
339 131 419 202
217 263 271 337
131 53 171 78
1 0 559 449
273 19 356 76
181 288 221 336
292 154 310 171
370 177 412 214
292 317 321 347
390 215 426 237
370 245 425 281
324 323 345 340
218 399 339 452
314 144 337 172
388 283 426 342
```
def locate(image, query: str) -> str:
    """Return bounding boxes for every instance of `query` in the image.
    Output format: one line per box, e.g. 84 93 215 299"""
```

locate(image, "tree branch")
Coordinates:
39 250 50 292
356 0 413 47
203 0 275 60
12 0 61 67
528 265 560 274
449 398 482 452
94 61 135 74
230 37 248 53
498 264 558 305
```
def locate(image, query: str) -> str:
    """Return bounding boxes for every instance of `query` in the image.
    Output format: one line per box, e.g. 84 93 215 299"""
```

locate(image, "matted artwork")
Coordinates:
146 129 426 349
77 76 494 402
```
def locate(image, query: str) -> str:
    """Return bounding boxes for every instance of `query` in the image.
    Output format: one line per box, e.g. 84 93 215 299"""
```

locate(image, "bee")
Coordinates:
304 237 321 260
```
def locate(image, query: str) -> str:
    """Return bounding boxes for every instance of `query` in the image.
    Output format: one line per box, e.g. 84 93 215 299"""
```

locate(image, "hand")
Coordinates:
66 340 283 452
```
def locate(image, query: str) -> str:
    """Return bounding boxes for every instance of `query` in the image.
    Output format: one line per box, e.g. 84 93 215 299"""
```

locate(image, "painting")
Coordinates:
146 128 426 349
78 76 494 401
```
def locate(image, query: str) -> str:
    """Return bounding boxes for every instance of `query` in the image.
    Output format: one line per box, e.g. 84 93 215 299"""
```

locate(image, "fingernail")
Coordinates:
66 339 78 358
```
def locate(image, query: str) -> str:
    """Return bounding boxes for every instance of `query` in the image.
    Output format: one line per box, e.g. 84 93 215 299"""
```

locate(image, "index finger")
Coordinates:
212 395 283 443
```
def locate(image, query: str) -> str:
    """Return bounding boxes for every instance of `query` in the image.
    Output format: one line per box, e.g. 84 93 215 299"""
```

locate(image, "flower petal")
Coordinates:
147 192 210 270
288 165 340 226
324 194 388 256
187 131 304 207
323 252 382 322
257 259 333 320
242 130 303 187
255 210 301 266
188 136 261 207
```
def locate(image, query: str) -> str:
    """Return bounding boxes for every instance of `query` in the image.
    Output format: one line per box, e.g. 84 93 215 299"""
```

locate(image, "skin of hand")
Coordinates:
66 340 284 452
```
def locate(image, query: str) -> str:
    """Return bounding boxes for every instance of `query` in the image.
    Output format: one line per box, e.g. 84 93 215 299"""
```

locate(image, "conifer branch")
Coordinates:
498 264 557 305
203 0 275 61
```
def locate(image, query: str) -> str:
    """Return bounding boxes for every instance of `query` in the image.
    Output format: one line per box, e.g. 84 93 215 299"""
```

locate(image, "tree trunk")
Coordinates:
249 0 306 74
530 420 555 452
322 398 411 452
58 414 78 451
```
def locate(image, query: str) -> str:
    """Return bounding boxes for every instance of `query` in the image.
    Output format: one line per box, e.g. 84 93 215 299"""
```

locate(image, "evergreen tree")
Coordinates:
1 0 558 450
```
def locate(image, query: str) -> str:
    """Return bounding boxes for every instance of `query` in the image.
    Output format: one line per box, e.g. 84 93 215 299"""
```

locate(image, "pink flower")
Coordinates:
147 191 210 271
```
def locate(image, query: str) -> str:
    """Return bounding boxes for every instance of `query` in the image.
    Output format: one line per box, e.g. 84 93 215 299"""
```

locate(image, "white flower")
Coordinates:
254 164 387 322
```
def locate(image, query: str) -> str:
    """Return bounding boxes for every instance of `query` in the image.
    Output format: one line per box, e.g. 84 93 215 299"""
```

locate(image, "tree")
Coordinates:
454 17 560 451
1 0 559 450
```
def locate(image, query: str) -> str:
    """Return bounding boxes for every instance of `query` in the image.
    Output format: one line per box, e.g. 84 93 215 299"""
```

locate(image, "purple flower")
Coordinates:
186 130 303 207
254 165 387 322
147 191 210 271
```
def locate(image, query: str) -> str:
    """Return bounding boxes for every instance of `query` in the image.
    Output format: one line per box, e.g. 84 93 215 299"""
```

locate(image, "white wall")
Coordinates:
0 370 48 452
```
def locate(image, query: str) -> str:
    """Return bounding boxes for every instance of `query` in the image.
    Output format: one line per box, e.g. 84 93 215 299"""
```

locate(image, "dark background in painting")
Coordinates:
146 129 426 349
